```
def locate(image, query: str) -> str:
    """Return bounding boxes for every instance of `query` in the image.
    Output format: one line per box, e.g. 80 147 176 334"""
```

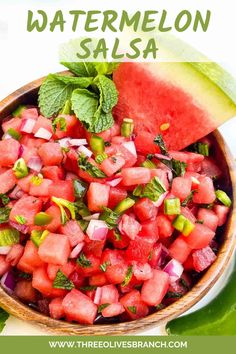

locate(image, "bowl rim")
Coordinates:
0 75 236 335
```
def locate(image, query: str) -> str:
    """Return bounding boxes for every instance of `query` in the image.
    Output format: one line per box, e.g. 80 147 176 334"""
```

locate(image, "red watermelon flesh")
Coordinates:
113 63 236 151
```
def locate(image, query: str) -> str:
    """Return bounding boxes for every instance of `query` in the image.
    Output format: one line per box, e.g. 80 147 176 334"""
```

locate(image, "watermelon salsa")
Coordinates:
0 78 232 326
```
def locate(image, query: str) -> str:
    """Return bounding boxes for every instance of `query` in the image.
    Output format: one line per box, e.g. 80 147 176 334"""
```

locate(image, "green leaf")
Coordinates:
0 307 9 333
121 266 133 287
127 306 137 314
18 272 32 280
61 62 97 77
77 253 91 268
71 88 98 130
165 291 183 299
50 74 93 88
181 190 197 207
98 303 110 313
100 261 111 272
38 75 74 118
0 207 11 224
79 285 97 291
172 160 187 177
95 75 118 113
53 270 75 290
78 154 107 178
15 215 27 225
0 194 10 206
92 107 114 133
95 62 119 75
154 134 169 156
142 176 166 202
179 278 190 290
100 207 120 229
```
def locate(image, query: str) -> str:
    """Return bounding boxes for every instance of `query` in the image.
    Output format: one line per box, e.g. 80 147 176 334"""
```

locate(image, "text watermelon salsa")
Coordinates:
0 61 233 325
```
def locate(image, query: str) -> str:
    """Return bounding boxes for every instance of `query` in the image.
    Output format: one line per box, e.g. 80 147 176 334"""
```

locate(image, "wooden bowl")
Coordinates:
0 75 236 335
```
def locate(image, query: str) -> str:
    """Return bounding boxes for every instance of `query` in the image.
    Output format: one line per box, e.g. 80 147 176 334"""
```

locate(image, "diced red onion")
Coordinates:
122 141 137 157
34 128 52 140
77 145 93 158
69 242 84 259
0 246 11 255
69 139 87 147
1 271 15 294
163 259 184 282
9 185 24 200
94 287 102 305
9 221 29 234
86 220 108 241
58 138 71 148
20 119 36 134
152 191 168 207
18 144 24 158
155 153 172 161
106 177 122 187
65 172 78 180
83 213 100 221
27 156 43 172
167 170 173 183
158 244 169 267
2 133 12 140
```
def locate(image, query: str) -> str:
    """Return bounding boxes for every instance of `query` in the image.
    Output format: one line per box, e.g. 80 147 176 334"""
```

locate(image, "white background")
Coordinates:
0 0 236 335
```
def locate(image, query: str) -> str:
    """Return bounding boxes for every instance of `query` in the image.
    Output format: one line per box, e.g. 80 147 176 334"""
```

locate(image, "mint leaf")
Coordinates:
39 75 74 118
61 62 97 77
98 303 110 313
93 107 114 133
95 75 118 113
52 116 67 133
77 252 91 268
71 88 98 131
100 261 111 272
0 194 10 206
95 62 119 75
154 134 169 156
100 207 119 229
0 307 9 333
50 74 93 88
127 306 136 314
53 270 75 290
142 176 166 202
121 266 133 287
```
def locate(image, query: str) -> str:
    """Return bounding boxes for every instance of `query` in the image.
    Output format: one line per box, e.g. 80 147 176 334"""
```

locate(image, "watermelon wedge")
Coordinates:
113 62 236 151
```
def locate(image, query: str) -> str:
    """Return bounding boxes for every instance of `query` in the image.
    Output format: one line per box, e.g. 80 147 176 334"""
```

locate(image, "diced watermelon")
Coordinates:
2 117 22 133
14 280 37 302
138 219 159 241
32 266 67 297
29 178 53 197
17 240 44 273
0 255 11 276
134 198 157 222
117 143 137 167
171 177 192 201
83 237 105 258
38 142 63 166
54 115 85 139
48 180 75 202
170 151 204 172
192 246 217 272
184 224 215 249
107 230 130 249
134 131 158 155
38 233 71 265
213 204 230 226
60 220 85 247
76 253 100 276
108 187 127 209
49 297 65 320
156 215 174 238
42 166 65 181
120 290 149 320
32 115 53 135
100 155 126 176
21 146 38 164
0 169 16 194
201 157 222 178
6 244 24 266
126 236 153 263
21 108 38 120
10 196 42 225
197 208 219 231
133 262 153 281
168 236 192 263
118 214 141 240
99 284 119 304
20 135 45 149
89 273 108 287
193 176 216 204
121 167 151 186
0 139 20 166
148 243 162 268
62 289 97 324
47 261 75 281
17 173 34 192
87 183 110 212
102 303 125 317
141 269 169 306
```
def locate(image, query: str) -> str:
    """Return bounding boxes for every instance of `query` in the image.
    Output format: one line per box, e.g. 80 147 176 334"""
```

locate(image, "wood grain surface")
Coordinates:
0 76 235 335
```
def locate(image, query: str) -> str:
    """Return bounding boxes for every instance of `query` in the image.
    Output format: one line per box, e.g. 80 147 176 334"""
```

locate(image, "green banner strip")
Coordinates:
0 336 236 354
